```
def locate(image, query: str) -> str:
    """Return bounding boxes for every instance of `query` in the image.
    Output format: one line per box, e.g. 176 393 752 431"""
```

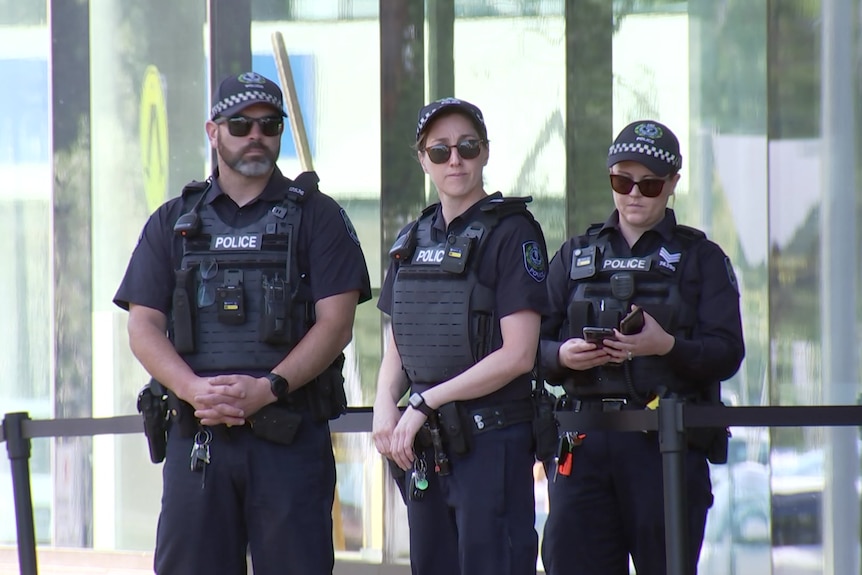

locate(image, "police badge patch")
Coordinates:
340 208 361 246
523 241 546 282
724 256 739 294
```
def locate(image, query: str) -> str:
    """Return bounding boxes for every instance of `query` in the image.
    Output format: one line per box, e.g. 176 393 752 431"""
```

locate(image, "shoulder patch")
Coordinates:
523 240 546 283
341 208 361 246
725 257 739 294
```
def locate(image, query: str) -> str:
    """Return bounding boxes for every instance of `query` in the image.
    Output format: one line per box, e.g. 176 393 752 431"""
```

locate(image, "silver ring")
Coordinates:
627 350 633 361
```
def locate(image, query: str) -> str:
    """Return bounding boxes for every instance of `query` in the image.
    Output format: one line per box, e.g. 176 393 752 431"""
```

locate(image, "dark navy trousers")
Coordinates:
396 421 538 575
541 431 713 575
154 412 335 575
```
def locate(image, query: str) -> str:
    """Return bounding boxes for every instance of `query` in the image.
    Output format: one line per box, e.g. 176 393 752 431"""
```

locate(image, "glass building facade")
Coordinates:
0 0 860 573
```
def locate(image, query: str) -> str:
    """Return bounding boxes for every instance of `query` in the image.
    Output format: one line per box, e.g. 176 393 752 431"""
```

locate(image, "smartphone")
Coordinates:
582 326 616 347
619 306 645 335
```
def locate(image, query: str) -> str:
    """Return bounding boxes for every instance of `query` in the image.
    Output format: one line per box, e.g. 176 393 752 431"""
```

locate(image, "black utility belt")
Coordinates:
467 399 534 434
565 397 643 412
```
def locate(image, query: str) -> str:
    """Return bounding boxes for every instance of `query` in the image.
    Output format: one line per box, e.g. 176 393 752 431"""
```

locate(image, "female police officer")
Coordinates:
539 120 744 575
372 98 549 575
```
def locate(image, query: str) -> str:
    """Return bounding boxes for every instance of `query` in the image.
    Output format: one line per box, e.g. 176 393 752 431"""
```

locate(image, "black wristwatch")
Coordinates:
408 392 435 417
267 372 290 401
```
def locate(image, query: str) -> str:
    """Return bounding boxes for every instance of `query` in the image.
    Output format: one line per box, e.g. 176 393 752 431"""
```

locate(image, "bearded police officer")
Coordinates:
539 120 744 575
372 98 550 575
114 71 371 575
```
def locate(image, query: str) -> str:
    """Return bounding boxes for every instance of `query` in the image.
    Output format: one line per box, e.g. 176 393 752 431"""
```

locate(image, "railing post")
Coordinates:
658 397 688 575
3 412 38 575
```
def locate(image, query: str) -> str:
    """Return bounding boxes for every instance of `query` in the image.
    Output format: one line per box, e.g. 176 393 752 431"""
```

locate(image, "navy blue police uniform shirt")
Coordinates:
540 208 744 387
114 167 372 354
378 193 551 403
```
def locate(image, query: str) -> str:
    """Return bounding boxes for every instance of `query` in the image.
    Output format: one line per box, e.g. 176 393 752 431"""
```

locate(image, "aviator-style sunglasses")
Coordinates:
222 115 284 137
424 139 484 164
609 174 668 198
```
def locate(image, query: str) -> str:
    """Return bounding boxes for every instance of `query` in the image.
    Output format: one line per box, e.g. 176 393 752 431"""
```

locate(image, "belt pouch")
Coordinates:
532 388 559 462
306 355 347 421
437 402 471 455
248 403 302 446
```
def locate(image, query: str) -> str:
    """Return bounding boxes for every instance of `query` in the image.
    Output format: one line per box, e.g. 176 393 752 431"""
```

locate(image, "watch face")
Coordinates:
409 393 432 415
269 373 289 399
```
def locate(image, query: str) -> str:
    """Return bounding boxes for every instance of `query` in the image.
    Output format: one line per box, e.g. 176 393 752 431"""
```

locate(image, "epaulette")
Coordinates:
481 195 532 218
180 179 210 199
675 224 707 241
286 170 320 202
585 223 603 236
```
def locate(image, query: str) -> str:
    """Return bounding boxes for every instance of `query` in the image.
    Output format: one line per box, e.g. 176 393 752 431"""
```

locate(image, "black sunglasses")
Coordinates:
223 115 283 137
424 139 484 164
609 174 667 198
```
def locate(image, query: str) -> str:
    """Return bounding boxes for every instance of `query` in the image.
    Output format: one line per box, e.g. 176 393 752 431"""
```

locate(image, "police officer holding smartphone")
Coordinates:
539 120 745 575
114 71 371 575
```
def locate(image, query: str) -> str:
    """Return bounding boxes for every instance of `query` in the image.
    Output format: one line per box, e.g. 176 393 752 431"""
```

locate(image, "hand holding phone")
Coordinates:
582 326 616 347
619 306 645 335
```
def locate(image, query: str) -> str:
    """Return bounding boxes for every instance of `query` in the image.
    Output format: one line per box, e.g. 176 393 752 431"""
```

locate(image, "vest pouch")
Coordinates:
259 275 291 344
172 268 196 353
216 269 245 325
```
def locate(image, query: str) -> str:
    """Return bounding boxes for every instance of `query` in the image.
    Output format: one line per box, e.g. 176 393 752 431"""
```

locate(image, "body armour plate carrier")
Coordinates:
390 196 536 384
171 180 313 373
561 225 703 398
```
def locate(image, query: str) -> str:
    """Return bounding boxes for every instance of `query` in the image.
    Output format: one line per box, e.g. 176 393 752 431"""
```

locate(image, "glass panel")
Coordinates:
0 4 52 546
252 0 385 564
90 0 207 553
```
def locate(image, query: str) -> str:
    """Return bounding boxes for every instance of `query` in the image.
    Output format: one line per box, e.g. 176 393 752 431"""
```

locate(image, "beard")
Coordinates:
218 140 279 177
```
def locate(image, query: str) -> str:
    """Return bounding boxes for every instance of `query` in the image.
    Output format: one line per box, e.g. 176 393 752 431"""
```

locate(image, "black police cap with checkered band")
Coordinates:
416 97 488 143
210 72 287 120
607 120 682 177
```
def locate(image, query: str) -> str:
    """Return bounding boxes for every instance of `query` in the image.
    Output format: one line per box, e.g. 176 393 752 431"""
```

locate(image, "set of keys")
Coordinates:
408 454 429 501
554 431 585 481
190 428 212 489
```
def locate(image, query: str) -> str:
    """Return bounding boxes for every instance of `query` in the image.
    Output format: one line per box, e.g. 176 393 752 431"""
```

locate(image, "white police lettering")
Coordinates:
211 234 262 250
602 257 649 271
413 247 445 264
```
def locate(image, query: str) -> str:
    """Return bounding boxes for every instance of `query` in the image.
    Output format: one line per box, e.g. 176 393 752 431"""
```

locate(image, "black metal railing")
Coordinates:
3 403 861 575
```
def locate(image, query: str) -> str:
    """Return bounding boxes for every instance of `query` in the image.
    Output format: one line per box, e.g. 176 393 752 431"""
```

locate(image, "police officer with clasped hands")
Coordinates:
114 71 371 575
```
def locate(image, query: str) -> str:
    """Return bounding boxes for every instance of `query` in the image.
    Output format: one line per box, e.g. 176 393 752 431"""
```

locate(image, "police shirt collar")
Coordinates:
208 166 286 205
603 207 678 242
432 192 501 235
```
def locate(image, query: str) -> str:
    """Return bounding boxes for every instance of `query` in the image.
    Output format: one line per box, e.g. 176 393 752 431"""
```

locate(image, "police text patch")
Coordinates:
413 247 445 265
602 257 650 271
211 234 262 250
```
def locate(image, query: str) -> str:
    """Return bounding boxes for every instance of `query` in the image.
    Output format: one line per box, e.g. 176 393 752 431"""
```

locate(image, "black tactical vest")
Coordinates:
390 195 538 385
170 173 317 374
561 224 704 398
